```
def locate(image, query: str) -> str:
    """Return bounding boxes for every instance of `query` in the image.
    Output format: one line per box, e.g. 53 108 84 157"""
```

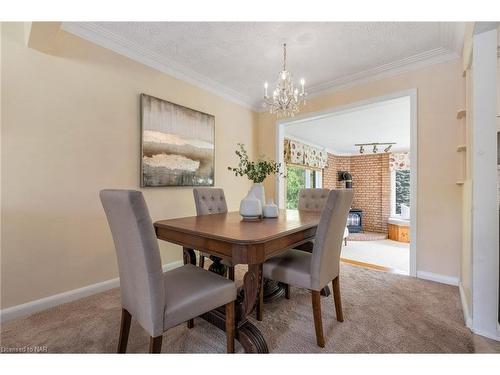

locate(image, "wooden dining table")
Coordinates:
154 209 322 353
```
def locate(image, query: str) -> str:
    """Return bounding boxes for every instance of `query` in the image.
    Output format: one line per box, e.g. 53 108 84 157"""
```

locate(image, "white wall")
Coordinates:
470 27 500 340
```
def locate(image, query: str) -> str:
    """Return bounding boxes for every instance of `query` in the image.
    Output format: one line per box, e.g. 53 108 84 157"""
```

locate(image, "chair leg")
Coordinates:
225 301 235 353
199 254 205 269
311 290 325 348
332 276 344 322
285 284 291 299
117 308 132 353
187 319 194 329
149 335 163 354
228 266 235 281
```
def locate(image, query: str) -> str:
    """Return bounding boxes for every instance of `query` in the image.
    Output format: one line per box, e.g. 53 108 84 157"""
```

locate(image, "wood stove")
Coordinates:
347 209 363 233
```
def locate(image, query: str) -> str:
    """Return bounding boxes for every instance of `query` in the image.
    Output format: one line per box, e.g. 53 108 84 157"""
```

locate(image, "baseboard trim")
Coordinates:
471 328 500 342
0 260 184 324
416 271 459 286
458 282 473 329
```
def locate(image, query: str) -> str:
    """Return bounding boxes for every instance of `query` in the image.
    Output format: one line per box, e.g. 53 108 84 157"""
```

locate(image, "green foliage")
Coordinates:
395 169 410 214
286 166 306 209
227 143 283 183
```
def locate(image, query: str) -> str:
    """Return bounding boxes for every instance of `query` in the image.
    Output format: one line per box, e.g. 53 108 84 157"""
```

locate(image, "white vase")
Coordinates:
250 183 266 209
263 198 279 218
239 190 262 219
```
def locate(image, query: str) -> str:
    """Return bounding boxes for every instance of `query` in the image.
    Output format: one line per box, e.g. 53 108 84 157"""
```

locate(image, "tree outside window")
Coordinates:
286 165 322 209
395 169 410 214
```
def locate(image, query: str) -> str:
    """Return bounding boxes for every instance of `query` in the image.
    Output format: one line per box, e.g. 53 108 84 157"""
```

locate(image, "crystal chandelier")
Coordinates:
263 43 307 118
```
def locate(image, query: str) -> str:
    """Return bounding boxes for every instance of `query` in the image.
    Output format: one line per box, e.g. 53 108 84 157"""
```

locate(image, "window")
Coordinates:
391 169 410 216
285 165 323 209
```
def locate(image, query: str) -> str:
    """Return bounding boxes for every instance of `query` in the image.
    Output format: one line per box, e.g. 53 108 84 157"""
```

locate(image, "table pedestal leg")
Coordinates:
184 248 268 353
263 279 330 300
263 279 286 303
208 256 227 277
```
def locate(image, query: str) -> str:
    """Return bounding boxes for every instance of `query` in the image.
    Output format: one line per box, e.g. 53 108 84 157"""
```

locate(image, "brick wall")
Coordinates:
323 153 390 233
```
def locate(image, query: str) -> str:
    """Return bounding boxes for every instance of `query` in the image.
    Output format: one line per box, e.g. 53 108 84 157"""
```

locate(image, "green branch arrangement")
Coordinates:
227 143 284 184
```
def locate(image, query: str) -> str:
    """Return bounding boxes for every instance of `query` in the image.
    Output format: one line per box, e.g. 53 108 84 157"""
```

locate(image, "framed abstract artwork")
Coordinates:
140 94 215 187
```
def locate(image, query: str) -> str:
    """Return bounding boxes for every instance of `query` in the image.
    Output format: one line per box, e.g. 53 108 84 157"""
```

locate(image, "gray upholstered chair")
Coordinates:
298 188 331 211
287 188 331 298
100 189 237 353
263 189 354 347
193 188 235 280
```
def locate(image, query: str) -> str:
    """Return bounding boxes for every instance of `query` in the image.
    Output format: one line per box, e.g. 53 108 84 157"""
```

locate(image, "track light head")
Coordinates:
359 146 364 154
373 145 378 153
384 144 392 153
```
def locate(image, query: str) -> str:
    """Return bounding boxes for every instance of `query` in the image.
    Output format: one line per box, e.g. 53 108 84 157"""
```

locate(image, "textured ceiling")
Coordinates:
62 22 465 109
285 96 411 155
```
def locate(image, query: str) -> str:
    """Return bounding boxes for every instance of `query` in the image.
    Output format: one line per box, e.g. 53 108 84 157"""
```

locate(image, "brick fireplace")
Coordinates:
323 153 391 233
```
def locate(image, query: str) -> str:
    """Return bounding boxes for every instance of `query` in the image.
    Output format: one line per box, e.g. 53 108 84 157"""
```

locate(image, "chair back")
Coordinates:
193 187 228 215
298 188 330 211
100 189 164 337
310 189 354 290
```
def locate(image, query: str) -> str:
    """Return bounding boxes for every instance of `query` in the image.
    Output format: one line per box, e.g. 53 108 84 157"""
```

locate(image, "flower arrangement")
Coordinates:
228 143 283 183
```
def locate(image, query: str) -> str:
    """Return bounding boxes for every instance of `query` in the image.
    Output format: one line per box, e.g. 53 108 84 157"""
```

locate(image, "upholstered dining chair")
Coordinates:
193 188 235 280
100 189 237 353
263 189 354 347
298 188 349 245
298 188 331 211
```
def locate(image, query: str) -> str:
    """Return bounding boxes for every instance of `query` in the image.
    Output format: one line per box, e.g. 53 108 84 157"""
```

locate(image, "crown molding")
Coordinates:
61 22 258 111
62 22 462 114
304 47 460 103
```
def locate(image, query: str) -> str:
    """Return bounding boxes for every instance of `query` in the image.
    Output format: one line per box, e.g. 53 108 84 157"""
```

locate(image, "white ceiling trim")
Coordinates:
61 22 256 110
304 47 459 103
62 22 462 113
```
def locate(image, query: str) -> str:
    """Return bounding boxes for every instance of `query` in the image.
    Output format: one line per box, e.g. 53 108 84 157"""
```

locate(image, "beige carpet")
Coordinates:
0 264 474 353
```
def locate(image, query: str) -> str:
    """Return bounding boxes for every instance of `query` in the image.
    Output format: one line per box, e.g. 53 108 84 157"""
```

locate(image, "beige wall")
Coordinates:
258 59 465 279
1 23 257 309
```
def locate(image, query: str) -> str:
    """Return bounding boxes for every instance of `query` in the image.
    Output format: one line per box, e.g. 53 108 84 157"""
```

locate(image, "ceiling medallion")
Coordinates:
263 43 307 118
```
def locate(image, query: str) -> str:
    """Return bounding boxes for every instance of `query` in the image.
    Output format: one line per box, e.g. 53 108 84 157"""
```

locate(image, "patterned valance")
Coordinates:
284 138 328 169
389 152 410 171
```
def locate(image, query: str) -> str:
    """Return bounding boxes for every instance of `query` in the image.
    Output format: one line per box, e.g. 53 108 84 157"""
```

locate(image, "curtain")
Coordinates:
284 138 328 168
389 152 410 171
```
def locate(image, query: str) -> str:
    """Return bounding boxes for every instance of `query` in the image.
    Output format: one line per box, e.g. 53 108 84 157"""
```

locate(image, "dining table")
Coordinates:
154 209 322 353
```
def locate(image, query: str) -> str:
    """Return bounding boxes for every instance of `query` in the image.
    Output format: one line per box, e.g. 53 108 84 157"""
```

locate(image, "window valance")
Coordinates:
389 152 410 171
284 138 328 169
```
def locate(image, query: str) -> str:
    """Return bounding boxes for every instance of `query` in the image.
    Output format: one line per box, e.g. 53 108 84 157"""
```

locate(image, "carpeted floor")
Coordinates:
0 264 475 353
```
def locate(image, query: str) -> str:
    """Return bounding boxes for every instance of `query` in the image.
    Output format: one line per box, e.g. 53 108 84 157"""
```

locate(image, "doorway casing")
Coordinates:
274 89 418 277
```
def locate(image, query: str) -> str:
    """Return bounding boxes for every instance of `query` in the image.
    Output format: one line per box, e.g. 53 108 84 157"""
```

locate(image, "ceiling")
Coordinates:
62 22 465 110
285 96 411 155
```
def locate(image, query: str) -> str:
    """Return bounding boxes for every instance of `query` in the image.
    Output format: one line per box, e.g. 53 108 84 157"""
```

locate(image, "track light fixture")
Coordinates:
354 142 396 154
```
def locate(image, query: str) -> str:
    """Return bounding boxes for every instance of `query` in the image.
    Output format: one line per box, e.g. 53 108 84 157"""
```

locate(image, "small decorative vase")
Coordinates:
263 198 279 218
250 182 266 209
239 190 262 220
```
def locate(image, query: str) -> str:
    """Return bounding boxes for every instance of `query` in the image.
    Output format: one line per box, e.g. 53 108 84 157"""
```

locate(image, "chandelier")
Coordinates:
263 43 307 118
